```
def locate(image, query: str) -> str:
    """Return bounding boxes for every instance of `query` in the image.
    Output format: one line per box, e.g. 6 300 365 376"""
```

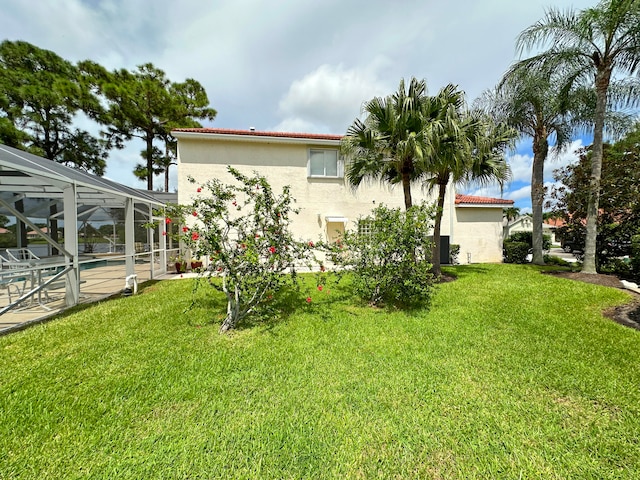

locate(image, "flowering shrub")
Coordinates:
330 203 437 308
164 167 321 332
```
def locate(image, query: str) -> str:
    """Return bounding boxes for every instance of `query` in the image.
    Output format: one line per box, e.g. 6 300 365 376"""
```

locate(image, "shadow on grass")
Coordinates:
232 276 358 333
441 264 490 280
162 271 474 334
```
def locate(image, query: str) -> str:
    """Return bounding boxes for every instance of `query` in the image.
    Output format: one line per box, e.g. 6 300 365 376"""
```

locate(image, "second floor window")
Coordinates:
308 149 342 177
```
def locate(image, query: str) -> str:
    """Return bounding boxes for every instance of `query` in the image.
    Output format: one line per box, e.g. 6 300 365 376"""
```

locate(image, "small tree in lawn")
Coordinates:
167 167 319 333
331 203 437 308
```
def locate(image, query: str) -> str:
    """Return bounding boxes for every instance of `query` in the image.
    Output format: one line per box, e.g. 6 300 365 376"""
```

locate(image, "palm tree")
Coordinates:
503 207 521 223
341 77 428 210
480 67 574 265
513 0 640 273
421 85 516 276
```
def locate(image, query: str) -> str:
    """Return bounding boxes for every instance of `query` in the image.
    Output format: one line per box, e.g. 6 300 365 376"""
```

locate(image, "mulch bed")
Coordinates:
544 271 640 331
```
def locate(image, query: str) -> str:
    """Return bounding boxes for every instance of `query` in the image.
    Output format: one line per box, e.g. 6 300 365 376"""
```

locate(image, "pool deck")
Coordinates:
0 264 192 335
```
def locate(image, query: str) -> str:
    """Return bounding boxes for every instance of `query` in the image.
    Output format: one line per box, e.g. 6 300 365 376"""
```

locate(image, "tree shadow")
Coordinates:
442 265 490 280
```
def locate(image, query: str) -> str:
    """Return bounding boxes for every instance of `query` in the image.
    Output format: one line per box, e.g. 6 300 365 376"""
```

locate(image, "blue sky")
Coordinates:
1 0 597 212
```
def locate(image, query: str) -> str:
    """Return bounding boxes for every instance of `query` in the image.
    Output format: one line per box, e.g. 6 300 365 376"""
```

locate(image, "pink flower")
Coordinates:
165 217 172 224
255 234 260 238
182 226 189 232
306 297 312 303
269 246 276 254
197 187 202 193
192 211 197 217
308 241 314 247
191 232 200 241
162 231 167 236
232 200 237 206
317 285 323 291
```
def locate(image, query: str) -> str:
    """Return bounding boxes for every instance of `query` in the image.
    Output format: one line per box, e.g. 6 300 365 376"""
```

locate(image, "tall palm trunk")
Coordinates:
583 68 610 274
531 132 548 265
401 171 413 210
431 181 447 276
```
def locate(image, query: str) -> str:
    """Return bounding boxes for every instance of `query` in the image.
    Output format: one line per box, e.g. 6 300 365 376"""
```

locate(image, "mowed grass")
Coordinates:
1 264 639 479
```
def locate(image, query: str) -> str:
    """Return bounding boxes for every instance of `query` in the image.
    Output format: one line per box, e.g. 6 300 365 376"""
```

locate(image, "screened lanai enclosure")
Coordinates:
0 144 176 326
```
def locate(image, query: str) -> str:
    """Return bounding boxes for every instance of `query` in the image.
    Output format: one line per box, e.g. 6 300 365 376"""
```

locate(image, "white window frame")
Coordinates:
307 149 343 178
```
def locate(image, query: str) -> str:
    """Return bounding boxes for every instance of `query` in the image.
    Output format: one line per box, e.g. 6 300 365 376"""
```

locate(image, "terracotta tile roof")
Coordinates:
455 194 514 206
543 218 566 228
172 128 343 141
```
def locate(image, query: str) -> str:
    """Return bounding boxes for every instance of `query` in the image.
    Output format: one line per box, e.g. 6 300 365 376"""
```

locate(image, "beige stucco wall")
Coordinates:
453 207 506 263
176 134 454 238
175 132 505 264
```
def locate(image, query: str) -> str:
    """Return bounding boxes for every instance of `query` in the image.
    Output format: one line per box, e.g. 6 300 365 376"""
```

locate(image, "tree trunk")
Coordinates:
146 132 154 191
219 283 239 333
531 133 548 265
219 314 235 333
431 182 447 277
583 69 610 274
401 172 412 210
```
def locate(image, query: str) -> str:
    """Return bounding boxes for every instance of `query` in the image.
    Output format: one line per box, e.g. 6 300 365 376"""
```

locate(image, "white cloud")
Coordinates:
506 152 533 183
275 62 392 134
1 0 597 191
503 185 532 202
464 184 506 199
507 138 583 186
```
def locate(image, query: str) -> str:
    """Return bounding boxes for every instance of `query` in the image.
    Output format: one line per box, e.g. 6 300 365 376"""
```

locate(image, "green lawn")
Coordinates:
1 264 639 479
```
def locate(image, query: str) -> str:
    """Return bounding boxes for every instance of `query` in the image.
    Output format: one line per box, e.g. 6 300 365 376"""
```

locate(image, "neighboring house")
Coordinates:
504 215 563 244
503 215 533 238
542 217 565 244
172 128 514 264
0 227 8 235
27 227 53 239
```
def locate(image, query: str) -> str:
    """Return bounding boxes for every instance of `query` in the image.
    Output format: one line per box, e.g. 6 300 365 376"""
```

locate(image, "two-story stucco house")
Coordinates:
172 128 513 264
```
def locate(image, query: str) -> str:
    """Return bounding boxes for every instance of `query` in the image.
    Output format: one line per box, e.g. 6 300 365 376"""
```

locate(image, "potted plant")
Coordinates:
190 257 203 271
170 253 188 274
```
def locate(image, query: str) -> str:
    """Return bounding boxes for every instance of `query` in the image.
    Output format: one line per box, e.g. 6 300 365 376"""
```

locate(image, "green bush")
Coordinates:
333 203 436 308
543 254 571 267
0 233 15 248
449 244 460 265
503 241 529 264
600 257 632 278
506 231 551 251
